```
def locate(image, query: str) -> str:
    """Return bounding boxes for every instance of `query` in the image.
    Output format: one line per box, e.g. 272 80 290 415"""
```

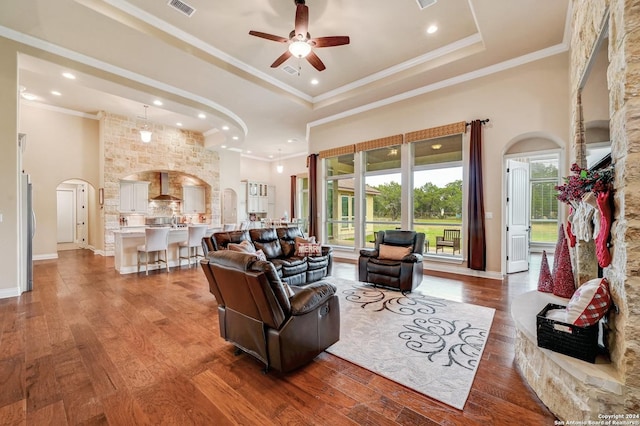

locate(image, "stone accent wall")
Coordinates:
608 0 640 396
515 0 640 420
101 112 220 253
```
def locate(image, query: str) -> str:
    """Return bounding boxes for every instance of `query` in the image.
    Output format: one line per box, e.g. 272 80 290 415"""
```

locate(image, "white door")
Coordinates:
76 184 87 247
57 189 75 243
506 159 530 273
222 188 237 224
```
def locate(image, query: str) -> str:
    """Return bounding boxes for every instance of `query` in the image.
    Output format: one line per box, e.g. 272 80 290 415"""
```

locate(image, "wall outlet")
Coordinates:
485 212 493 219
0 213 3 222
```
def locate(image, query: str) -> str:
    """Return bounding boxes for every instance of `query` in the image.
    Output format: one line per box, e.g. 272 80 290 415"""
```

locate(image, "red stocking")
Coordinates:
596 191 612 268
566 206 577 248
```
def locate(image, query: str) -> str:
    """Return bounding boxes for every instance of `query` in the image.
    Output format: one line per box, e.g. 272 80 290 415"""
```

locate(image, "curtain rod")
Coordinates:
465 119 490 126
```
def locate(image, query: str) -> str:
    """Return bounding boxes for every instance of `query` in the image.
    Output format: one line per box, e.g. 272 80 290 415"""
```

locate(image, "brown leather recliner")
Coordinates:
358 230 425 292
201 250 340 373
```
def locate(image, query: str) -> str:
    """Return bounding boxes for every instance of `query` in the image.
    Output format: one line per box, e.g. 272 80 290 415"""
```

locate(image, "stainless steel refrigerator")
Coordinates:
21 172 35 292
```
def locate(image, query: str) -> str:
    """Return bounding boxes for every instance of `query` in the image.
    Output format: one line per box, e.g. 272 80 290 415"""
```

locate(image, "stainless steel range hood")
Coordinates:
150 172 182 202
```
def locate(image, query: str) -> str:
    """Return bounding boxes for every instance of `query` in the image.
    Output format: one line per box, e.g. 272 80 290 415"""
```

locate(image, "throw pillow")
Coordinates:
565 277 611 327
228 240 256 254
255 249 267 262
297 243 322 256
378 244 411 260
294 236 317 256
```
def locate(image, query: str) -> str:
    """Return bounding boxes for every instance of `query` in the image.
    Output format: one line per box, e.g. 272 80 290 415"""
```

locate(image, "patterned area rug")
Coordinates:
324 277 495 410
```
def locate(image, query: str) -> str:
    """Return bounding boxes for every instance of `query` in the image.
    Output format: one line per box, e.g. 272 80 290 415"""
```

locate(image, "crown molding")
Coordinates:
307 42 569 140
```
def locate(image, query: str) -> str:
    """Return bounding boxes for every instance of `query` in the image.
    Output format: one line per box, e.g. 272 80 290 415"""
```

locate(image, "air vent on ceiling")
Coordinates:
282 65 299 76
167 0 196 17
416 0 437 10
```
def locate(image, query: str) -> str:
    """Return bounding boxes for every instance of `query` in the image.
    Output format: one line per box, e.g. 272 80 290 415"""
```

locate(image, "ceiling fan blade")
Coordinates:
311 36 350 48
294 3 309 39
271 50 293 68
306 51 326 71
249 31 289 43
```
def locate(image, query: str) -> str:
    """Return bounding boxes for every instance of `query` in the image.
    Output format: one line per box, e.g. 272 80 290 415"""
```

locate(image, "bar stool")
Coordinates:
137 227 171 275
178 225 208 267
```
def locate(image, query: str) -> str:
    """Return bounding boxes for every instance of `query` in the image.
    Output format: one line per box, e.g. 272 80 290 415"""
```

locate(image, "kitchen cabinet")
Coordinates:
245 180 268 213
182 185 205 213
119 180 149 213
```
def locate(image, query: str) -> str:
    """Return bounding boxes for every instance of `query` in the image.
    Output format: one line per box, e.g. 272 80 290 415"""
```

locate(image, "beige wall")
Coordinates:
20 104 100 257
309 53 570 274
0 38 19 294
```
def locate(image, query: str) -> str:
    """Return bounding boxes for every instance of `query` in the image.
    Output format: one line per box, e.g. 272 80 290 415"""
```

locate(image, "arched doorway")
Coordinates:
502 133 564 274
56 179 94 251
222 188 237 226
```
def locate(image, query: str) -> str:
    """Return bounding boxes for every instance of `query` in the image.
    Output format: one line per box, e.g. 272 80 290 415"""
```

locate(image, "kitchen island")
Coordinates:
113 226 219 274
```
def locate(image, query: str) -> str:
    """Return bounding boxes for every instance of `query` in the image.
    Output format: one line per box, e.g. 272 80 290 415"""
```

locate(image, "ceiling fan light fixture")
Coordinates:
288 40 311 58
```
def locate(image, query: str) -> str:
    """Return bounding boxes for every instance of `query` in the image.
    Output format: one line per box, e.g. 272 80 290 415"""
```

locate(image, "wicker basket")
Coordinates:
536 303 599 363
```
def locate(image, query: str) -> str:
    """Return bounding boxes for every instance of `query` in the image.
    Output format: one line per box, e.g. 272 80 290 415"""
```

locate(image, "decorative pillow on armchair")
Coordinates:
378 244 412 260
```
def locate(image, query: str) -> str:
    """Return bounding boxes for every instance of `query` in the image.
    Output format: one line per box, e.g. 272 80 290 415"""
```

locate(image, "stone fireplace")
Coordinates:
514 0 640 420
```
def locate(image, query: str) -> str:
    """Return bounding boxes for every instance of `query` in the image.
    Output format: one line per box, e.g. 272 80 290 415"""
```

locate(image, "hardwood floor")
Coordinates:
0 250 556 425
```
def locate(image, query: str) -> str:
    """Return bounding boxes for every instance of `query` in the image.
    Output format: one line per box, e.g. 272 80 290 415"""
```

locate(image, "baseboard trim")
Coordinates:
0 286 21 299
34 253 58 261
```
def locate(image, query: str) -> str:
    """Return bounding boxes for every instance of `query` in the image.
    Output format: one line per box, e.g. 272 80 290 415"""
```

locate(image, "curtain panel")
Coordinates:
307 154 318 239
290 175 296 220
467 120 486 271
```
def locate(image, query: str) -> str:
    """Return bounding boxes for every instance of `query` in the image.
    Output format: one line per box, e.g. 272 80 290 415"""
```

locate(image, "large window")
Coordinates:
412 134 464 256
530 157 559 243
325 154 355 247
362 145 402 246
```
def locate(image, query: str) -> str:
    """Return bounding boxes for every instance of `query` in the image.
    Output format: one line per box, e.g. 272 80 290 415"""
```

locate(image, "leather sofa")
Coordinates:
358 230 425 292
202 227 333 286
201 250 340 372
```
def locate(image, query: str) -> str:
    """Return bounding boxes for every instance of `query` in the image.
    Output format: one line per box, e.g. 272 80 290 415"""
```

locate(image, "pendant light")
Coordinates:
276 149 284 173
139 105 152 143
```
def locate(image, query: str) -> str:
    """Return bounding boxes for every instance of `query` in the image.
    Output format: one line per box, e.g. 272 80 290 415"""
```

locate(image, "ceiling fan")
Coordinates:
249 0 350 72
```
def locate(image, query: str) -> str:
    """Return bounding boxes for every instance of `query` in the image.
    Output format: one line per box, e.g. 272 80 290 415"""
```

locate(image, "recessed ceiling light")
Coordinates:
246 150 252 154
62 72 76 79
221 145 227 149
288 138 298 143
51 90 61 96
427 25 438 34
222 125 229 131
311 79 319 85
20 92 37 101
176 122 183 127
198 113 206 119
232 136 239 140
153 100 163 106
268 155 274 159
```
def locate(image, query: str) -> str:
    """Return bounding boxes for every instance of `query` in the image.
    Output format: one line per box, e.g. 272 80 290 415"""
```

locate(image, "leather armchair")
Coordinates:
201 250 340 373
358 230 425 292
